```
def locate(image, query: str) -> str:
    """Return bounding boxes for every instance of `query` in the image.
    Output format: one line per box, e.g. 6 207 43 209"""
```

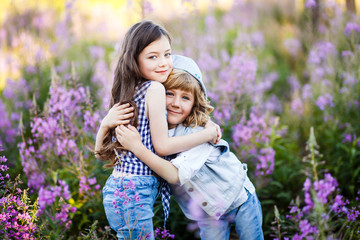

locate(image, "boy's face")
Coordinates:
166 88 194 129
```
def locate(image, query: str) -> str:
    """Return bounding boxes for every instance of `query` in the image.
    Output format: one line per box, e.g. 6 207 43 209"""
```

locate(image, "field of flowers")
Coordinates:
0 0 359 239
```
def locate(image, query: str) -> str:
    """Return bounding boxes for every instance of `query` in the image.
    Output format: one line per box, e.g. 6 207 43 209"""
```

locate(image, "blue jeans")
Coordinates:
103 175 159 240
197 189 264 240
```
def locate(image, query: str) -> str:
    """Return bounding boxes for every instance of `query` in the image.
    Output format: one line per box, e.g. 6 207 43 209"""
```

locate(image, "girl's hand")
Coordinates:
115 125 143 152
100 103 134 130
205 119 222 144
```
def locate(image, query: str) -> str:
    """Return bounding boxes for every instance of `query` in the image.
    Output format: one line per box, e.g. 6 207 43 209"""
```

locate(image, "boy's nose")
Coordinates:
172 97 180 107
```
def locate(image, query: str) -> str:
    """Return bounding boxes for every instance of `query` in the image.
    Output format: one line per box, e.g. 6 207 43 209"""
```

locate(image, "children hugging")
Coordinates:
116 55 264 240
94 20 220 240
95 20 264 240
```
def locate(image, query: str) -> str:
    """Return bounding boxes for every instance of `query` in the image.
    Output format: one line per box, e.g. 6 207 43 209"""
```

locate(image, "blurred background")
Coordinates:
0 0 359 239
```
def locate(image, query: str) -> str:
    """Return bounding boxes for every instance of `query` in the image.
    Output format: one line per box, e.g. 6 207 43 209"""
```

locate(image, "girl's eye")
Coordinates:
165 52 172 57
149 55 157 59
182 96 190 100
166 92 174 96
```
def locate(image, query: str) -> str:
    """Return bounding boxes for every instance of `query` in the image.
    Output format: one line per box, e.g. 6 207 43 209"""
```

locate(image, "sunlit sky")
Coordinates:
1 0 358 26
0 0 358 89
1 0 357 41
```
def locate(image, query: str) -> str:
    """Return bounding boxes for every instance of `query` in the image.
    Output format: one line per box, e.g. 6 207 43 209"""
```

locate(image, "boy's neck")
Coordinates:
168 124 179 130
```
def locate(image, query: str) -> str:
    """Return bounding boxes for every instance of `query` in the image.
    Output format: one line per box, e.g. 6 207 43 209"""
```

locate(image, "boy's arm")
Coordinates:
116 125 180 184
146 82 220 156
94 103 134 158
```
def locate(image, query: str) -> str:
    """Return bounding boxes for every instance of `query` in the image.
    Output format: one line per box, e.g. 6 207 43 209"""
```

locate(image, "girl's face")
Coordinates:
166 88 195 129
138 35 172 83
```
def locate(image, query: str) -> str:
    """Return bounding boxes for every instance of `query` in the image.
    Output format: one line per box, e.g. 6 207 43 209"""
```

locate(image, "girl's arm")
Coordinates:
146 81 219 156
94 103 134 158
116 125 180 184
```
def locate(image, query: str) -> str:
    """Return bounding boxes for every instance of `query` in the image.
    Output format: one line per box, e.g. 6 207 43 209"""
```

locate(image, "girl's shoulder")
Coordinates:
136 81 164 101
145 81 166 98
147 80 165 90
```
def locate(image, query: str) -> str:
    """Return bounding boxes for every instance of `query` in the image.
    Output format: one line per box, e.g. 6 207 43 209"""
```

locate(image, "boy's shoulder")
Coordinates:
173 124 203 136
174 124 230 153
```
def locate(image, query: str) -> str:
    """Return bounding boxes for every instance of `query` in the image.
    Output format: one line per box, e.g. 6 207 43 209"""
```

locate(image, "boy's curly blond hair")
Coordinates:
164 69 214 127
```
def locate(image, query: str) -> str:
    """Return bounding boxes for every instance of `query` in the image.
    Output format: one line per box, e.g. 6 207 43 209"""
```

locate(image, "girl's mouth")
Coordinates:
156 69 169 74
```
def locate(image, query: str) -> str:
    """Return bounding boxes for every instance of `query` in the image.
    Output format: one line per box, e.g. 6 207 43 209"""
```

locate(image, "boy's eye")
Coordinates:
166 92 174 96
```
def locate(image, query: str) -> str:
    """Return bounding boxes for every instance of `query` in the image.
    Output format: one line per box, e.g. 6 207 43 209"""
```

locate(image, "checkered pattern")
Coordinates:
114 81 153 175
159 154 176 226
160 178 171 226
114 81 172 225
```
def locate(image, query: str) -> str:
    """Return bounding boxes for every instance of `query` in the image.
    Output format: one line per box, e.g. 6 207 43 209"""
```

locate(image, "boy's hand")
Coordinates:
101 103 134 130
205 119 222 144
115 125 143 152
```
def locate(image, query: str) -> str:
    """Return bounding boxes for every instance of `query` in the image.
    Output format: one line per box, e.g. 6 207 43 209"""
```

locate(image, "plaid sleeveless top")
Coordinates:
114 81 154 175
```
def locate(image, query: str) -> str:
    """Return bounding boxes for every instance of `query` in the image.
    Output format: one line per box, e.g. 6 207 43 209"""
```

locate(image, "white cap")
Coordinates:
172 55 207 98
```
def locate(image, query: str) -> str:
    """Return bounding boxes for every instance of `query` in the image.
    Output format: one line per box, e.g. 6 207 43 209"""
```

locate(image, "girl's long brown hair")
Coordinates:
95 20 171 167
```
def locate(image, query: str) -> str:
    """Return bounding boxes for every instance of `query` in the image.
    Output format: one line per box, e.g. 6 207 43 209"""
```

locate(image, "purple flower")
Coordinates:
38 188 56 209
332 194 345 212
302 84 313 100
89 46 105 59
342 50 354 57
213 104 232 124
79 177 91 195
291 98 304 115
290 206 298 213
315 93 335 110
313 173 338 204
187 198 204 219
126 180 135 191
303 178 312 192
217 53 257 99
263 95 282 114
308 41 336 65
88 177 97 185
205 15 217 30
343 73 357 87
142 0 154 16
256 147 275 175
305 0 317 8
299 219 318 236
114 188 120 197
233 125 253 144
344 22 360 37
133 193 140 202
288 75 301 93
251 31 264 48
342 133 356 143
283 38 301 56
84 111 101 133
303 192 314 214
197 52 221 72
0 155 7 163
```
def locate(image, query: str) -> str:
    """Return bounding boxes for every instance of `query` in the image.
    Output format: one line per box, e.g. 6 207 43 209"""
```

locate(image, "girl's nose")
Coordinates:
158 56 167 67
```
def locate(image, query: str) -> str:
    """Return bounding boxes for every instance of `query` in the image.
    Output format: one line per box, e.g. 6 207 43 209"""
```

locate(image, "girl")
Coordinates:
116 55 264 240
94 21 219 240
